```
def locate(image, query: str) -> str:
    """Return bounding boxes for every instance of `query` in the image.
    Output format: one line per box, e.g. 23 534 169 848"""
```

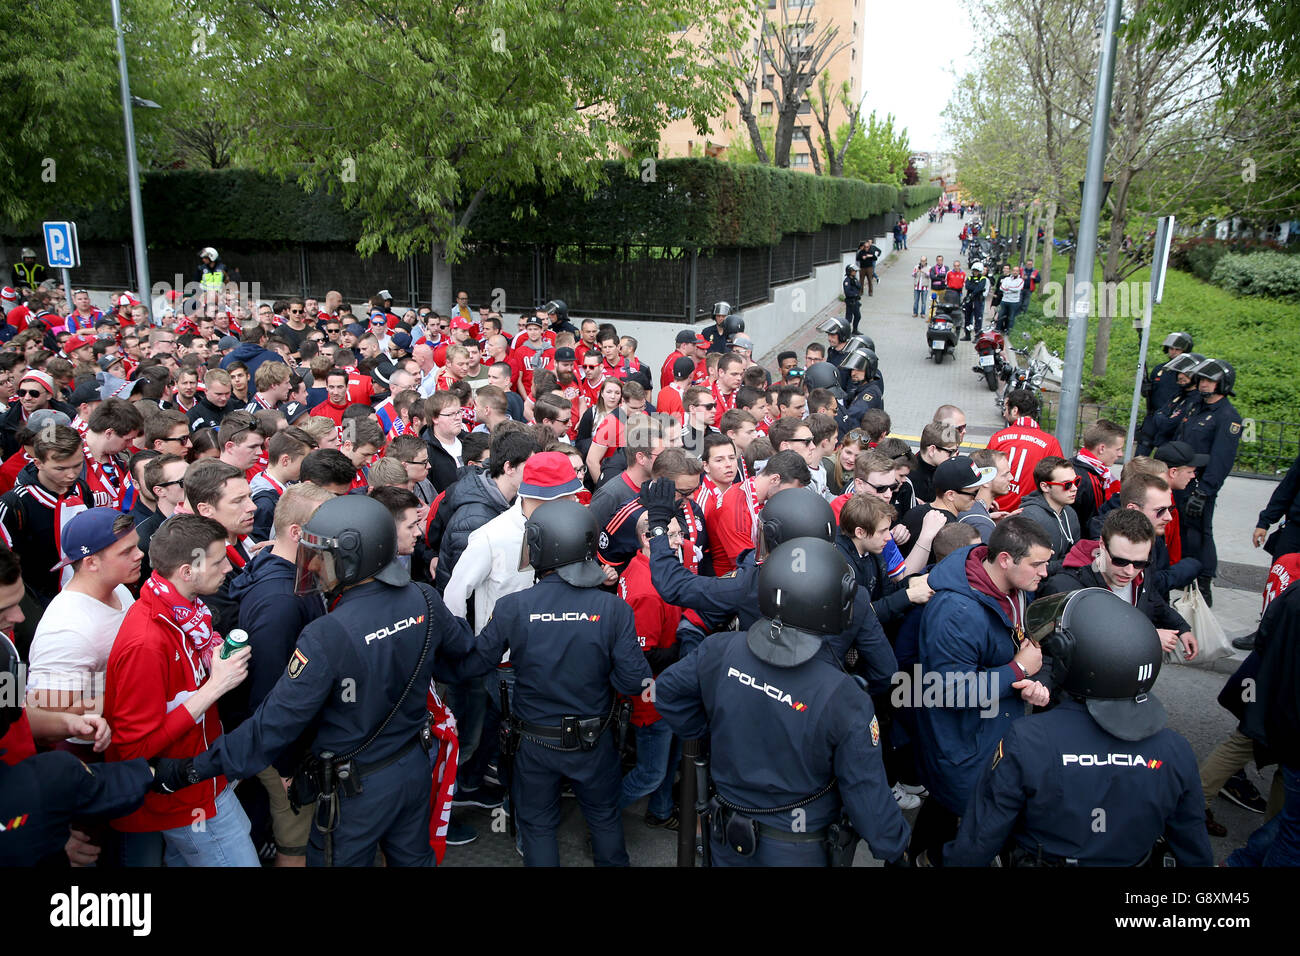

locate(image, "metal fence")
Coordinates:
5 212 894 322
1038 395 1297 479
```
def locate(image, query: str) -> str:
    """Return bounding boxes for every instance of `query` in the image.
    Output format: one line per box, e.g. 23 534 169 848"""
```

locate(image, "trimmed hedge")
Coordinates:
29 161 908 250
1211 252 1300 301
1168 236 1296 283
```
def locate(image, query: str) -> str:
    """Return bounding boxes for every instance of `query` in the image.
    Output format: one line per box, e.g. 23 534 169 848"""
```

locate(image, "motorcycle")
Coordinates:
972 329 1007 391
926 290 961 363
995 344 1055 409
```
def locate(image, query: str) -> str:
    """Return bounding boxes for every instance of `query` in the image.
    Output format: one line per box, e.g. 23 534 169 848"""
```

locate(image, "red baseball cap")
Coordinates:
450 315 474 331
65 334 97 353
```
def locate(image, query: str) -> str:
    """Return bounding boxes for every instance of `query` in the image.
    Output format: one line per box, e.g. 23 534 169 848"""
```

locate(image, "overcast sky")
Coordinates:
856 0 975 153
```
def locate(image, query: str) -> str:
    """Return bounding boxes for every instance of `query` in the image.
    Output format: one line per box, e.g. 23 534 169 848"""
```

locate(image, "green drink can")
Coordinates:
220 629 249 660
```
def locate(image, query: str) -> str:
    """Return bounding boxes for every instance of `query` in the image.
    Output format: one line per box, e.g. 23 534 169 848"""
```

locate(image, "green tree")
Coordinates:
838 112 910 187
1 0 191 228
200 0 747 306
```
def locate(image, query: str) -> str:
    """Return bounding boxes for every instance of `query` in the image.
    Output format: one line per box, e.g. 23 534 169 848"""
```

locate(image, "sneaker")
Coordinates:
1205 809 1227 837
1231 633 1255 651
895 781 928 797
453 782 505 809
1220 772 1266 813
891 783 922 810
645 810 680 831
445 822 478 846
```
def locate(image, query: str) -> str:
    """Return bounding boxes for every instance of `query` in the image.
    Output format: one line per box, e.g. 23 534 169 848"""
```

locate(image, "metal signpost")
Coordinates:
1125 215 1176 456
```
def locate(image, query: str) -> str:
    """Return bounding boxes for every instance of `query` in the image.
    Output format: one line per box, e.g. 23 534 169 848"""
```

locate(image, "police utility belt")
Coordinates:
512 712 613 752
708 779 857 865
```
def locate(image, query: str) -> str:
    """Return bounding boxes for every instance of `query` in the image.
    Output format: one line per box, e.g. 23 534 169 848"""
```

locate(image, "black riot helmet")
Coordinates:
840 347 879 379
712 301 732 320
294 494 406 597
1163 353 1201 376
817 316 851 341
845 264 858 277
758 487 835 560
843 334 875 354
1191 357 1235 396
1161 331 1193 354
802 360 844 398
1027 588 1166 741
542 299 569 324
722 313 745 337
520 499 604 588
749 538 855 667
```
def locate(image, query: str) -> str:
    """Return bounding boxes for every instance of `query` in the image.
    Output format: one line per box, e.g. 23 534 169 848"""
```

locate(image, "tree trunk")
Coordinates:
429 243 453 315
1041 200 1056 287
772 108 795 168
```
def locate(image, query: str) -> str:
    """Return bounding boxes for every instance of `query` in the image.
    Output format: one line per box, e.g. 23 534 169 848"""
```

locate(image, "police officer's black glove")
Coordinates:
641 478 678 532
152 757 199 794
1184 489 1208 521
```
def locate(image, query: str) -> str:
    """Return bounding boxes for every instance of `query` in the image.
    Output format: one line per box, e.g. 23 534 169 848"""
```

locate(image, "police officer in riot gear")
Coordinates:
1174 358 1241 606
655 538 910 866
819 318 853 367
803 360 846 403
841 348 884 431
644 483 897 690
1135 352 1203 456
843 266 863 335
702 302 734 354
441 500 651 866
540 299 576 336
945 589 1213 867
1143 332 1194 415
154 494 478 867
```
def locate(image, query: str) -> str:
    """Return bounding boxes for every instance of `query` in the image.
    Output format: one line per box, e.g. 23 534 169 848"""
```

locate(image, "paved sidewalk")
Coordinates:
760 212 1005 445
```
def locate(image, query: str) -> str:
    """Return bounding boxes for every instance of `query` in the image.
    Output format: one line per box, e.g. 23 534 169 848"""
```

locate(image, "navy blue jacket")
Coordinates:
220 343 286 380
914 544 1035 814
655 631 909 860
0 752 154 866
434 471 512 591
194 580 475 781
444 574 650 723
945 698 1212 866
1175 396 1242 496
649 536 896 691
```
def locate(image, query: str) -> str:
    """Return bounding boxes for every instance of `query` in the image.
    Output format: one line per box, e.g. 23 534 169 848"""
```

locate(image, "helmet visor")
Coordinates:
294 530 341 596
1025 590 1077 647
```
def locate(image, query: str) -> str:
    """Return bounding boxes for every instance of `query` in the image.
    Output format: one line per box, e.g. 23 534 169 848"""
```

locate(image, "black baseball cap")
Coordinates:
935 456 997 496
675 329 697 345
1154 441 1209 469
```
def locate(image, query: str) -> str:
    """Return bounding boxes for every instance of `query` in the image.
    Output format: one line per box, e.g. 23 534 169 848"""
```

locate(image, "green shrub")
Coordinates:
1210 252 1300 300
1168 236 1295 282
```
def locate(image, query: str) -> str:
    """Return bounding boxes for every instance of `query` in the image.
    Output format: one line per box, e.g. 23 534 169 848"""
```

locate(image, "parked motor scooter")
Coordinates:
972 329 1007 391
926 291 960 364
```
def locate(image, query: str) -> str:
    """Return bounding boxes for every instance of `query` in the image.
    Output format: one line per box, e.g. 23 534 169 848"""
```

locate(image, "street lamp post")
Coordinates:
110 0 152 306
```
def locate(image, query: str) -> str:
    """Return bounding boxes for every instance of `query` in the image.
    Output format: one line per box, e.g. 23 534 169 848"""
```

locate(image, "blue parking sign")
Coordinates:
43 221 80 269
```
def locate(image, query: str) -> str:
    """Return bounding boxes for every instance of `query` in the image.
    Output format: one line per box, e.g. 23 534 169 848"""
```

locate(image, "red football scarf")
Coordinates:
425 684 459 864
1075 447 1119 499
144 571 221 668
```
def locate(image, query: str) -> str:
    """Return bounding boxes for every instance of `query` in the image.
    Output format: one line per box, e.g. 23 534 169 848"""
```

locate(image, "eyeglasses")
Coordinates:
164 434 192 445
437 410 462 418
788 436 814 446
674 485 699 499
1151 505 1172 518
408 458 430 467
17 389 46 398
1105 549 1151 570
1043 477 1081 490
584 364 601 370
155 477 186 490
865 480 900 493
940 446 960 456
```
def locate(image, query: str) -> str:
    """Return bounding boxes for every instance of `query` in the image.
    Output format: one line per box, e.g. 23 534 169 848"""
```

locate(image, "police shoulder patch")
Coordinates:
1229 422 1241 435
869 715 880 747
288 649 309 679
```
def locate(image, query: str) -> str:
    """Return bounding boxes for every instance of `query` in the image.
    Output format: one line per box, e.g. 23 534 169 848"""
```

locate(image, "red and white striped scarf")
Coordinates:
425 684 459 864
144 571 221 668
1075 447 1119 499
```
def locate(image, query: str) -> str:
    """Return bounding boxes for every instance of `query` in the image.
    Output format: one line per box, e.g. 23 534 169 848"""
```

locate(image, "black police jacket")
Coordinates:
442 573 651 725
655 632 909 859
193 580 476 781
1175 396 1241 496
945 698 1212 867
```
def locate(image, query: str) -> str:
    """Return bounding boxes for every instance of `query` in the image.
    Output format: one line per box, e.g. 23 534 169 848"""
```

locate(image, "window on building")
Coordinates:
760 102 774 116
797 98 811 115
793 154 810 167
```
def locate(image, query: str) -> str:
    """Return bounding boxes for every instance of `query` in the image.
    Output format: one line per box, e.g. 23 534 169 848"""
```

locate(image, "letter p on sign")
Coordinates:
43 221 80 269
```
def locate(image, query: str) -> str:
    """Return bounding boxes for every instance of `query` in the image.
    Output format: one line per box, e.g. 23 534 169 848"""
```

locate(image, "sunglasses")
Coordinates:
289 308 303 314
940 447 961 456
865 480 900 493
1105 549 1150 570
155 477 186 490
325 327 341 334
788 436 814 446
17 389 46 398
1152 505 1173 518
696 402 717 410
1043 477 1081 490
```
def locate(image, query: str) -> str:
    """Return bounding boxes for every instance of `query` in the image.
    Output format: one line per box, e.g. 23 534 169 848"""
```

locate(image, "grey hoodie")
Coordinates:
1017 490 1080 573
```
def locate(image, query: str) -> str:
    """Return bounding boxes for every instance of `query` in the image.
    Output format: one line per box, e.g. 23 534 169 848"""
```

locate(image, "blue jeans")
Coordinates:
1226 764 1300 867
912 288 926 315
446 678 489 790
997 302 1018 333
619 720 677 819
160 786 260 867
